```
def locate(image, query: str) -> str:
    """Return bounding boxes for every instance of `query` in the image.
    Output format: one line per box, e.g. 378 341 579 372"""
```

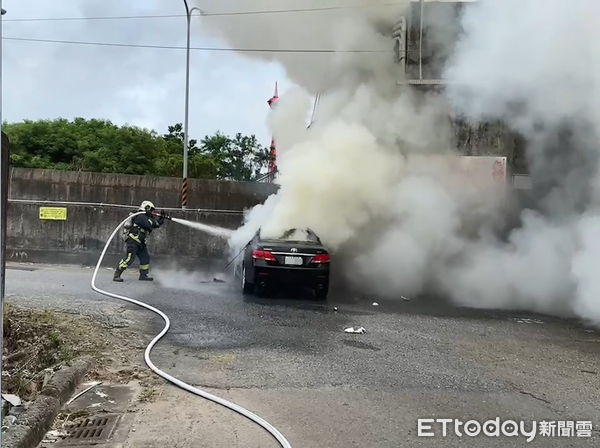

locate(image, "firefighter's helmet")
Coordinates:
139 200 156 212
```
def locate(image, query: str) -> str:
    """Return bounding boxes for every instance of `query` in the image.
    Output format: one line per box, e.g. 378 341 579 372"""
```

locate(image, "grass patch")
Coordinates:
2 304 106 400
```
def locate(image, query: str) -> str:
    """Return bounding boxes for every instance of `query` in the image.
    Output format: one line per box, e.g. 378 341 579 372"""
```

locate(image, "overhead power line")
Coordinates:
3 3 404 22
3 36 391 54
4 14 183 22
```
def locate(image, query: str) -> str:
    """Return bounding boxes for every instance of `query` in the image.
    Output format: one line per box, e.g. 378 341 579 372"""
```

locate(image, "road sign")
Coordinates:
39 207 68 221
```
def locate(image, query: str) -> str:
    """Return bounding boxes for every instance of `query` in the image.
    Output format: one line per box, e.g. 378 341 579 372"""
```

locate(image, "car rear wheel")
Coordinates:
242 265 254 294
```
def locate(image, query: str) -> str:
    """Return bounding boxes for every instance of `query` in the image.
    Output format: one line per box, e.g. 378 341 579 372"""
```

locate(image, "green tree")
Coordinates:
6 118 173 175
4 118 268 180
200 132 270 181
162 123 198 154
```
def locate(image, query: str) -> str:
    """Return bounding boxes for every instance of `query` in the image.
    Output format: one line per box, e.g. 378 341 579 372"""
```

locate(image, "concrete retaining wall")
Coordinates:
7 169 278 266
9 167 277 210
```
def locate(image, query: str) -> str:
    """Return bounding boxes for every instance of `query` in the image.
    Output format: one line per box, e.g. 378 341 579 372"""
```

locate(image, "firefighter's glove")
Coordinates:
159 210 171 221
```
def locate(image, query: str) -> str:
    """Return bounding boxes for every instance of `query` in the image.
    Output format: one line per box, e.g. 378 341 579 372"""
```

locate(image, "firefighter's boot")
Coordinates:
139 270 154 281
113 267 125 282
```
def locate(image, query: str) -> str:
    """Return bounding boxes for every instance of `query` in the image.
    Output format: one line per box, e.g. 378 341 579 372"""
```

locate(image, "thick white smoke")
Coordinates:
437 0 600 324
195 0 407 93
201 0 600 326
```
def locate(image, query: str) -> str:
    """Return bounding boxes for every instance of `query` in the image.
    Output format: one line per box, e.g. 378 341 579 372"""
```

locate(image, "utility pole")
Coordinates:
0 5 8 432
419 0 424 80
181 1 202 208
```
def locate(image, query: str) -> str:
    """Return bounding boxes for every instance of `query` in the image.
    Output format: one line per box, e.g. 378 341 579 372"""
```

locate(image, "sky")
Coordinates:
1 0 291 144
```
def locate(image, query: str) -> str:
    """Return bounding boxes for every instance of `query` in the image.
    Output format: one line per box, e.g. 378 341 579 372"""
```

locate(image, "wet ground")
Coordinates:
6 263 600 447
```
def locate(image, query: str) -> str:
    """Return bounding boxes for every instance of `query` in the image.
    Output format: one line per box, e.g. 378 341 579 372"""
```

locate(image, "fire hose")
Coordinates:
91 212 292 448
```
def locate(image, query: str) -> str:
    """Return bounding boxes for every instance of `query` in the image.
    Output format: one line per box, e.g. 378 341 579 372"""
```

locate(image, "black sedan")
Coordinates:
237 228 330 299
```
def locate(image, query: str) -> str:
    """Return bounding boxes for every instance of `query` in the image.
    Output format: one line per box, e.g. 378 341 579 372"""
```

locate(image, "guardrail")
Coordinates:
8 199 245 215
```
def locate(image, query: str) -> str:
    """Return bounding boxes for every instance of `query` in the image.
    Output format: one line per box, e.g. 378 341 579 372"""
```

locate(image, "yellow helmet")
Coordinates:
139 200 156 212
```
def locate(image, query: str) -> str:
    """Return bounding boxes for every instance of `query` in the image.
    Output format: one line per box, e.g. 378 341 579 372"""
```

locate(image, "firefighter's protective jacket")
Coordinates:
127 213 163 245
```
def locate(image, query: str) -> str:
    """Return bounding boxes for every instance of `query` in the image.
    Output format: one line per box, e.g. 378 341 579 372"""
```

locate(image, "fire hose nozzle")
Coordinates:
153 210 172 221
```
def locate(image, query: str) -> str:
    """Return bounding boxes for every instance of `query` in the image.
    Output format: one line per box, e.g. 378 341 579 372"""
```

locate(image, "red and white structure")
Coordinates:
266 82 279 182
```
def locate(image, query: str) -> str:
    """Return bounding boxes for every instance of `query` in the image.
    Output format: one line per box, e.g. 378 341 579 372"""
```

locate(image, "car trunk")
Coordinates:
258 240 326 268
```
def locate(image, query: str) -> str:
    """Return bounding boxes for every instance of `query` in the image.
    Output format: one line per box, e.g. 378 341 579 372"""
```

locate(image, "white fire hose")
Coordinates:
91 212 292 448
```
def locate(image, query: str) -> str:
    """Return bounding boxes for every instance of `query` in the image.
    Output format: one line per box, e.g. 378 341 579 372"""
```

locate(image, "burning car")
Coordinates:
237 228 330 300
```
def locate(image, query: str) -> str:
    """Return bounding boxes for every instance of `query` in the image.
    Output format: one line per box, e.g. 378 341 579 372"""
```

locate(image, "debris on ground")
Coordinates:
344 327 366 334
4 415 17 427
372 302 379 307
41 429 68 444
511 318 544 325
1 305 114 429
66 381 102 405
333 307 338 312
2 304 149 431
1 394 21 407
401 296 411 302
2 305 110 398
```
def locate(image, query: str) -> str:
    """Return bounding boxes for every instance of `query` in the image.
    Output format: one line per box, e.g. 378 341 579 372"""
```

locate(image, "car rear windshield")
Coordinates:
279 229 320 243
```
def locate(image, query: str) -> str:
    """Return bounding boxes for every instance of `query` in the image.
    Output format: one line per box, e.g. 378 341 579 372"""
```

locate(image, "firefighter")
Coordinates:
113 200 168 282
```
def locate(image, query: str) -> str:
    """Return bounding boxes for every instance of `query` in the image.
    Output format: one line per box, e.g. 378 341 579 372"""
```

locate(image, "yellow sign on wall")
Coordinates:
39 207 67 221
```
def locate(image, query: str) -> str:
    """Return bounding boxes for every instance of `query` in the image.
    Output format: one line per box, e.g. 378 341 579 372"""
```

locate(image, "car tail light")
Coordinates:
311 253 330 264
252 249 277 262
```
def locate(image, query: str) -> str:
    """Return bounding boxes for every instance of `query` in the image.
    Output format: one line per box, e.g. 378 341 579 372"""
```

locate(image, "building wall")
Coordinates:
452 120 528 174
394 2 528 174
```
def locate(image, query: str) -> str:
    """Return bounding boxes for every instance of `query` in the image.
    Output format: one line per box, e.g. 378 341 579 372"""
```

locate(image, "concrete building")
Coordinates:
392 0 528 176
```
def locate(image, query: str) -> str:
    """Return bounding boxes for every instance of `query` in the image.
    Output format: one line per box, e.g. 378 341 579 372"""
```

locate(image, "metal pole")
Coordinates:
419 0 424 80
0 7 7 441
0 132 7 334
181 0 191 209
181 2 202 209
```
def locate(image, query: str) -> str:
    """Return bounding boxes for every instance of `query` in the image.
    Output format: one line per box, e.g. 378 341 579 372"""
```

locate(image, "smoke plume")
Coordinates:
198 0 600 326
441 0 600 323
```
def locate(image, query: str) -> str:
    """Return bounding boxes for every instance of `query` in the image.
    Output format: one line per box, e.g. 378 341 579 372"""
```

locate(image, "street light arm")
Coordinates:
190 7 204 16
183 0 204 18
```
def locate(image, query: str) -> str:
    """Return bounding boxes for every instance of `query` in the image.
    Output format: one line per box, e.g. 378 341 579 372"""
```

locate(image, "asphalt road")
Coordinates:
6 263 600 447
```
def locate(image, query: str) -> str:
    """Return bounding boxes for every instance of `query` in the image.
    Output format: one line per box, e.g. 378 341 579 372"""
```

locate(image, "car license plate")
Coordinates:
284 256 303 266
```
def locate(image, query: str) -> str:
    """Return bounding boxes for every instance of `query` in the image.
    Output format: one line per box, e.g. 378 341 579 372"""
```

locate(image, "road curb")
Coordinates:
3 356 94 448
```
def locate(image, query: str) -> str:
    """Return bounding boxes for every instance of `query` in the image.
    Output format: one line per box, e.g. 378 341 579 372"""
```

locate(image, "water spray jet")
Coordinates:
171 217 234 239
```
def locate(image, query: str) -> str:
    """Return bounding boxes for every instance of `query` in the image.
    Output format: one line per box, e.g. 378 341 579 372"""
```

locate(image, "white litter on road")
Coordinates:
344 327 366 334
42 429 68 443
66 381 102 405
1 394 22 407
401 296 411 302
512 318 544 325
372 302 379 307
